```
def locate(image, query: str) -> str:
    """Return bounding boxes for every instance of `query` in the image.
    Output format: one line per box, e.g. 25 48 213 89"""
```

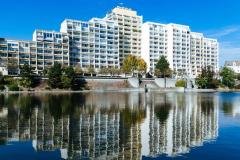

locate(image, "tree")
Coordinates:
196 66 219 89
74 65 83 76
0 71 3 84
61 66 76 89
155 56 170 88
48 63 62 88
137 58 147 76
87 66 95 77
175 80 186 87
122 55 147 77
7 59 19 75
99 67 109 75
122 55 138 76
0 72 4 91
19 64 35 88
220 67 235 88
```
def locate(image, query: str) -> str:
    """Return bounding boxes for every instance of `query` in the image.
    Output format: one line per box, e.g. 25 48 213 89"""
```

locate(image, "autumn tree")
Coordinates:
122 55 138 76
137 58 147 76
122 55 147 77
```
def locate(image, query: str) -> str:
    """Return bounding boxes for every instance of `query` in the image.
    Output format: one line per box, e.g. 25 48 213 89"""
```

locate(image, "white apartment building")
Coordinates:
203 38 219 73
60 18 119 71
105 7 142 66
0 30 69 75
0 38 37 75
33 30 70 73
191 33 219 77
1 6 219 77
142 22 219 78
141 22 169 73
225 60 240 73
190 32 204 77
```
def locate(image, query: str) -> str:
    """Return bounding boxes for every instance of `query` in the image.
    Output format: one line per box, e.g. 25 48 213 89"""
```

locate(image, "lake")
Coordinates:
0 92 240 160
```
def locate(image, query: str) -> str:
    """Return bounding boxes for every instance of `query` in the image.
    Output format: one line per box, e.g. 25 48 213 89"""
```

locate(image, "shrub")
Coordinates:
8 84 19 91
175 80 186 87
0 84 5 91
4 76 14 85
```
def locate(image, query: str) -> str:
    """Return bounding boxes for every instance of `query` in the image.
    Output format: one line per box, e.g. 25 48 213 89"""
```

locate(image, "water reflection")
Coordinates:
0 92 219 159
219 92 240 118
146 93 218 157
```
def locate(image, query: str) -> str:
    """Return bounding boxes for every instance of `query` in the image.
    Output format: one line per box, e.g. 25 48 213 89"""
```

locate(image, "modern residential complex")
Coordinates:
60 18 120 70
225 60 240 73
0 38 37 75
32 30 70 74
0 6 218 77
141 22 219 78
0 30 69 75
105 7 142 66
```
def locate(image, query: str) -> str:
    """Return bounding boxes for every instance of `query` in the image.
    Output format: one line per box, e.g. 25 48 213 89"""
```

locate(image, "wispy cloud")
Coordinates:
202 25 240 66
205 26 240 39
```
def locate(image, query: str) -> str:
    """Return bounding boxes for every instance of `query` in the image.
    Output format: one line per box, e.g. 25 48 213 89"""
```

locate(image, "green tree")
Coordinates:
196 66 219 89
0 72 4 91
19 64 35 88
0 72 3 84
48 63 62 88
220 67 235 88
155 56 170 88
61 66 76 89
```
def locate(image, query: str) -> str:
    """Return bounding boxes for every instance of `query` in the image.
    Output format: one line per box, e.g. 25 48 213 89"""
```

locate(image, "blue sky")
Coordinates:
1 0 240 66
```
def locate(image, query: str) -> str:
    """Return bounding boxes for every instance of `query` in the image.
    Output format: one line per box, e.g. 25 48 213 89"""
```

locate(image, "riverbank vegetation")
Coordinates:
1 55 240 91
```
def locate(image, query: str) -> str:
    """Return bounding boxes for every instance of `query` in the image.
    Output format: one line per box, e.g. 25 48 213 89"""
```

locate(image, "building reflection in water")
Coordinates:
0 92 218 159
146 93 218 157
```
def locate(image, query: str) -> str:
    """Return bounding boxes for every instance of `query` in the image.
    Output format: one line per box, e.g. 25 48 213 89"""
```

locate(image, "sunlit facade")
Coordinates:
0 30 69 75
60 18 120 71
105 7 142 66
141 22 219 78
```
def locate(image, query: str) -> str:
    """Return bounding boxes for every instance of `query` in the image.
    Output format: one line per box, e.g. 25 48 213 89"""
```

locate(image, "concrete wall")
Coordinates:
127 78 139 88
155 78 176 88
85 78 130 90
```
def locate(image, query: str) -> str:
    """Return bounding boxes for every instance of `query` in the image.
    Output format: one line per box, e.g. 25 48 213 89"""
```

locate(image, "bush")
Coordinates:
0 84 5 91
175 80 186 87
4 76 14 85
8 84 19 91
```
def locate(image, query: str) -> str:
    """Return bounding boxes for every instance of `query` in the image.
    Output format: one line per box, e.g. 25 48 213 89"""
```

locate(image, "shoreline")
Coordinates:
1 88 240 94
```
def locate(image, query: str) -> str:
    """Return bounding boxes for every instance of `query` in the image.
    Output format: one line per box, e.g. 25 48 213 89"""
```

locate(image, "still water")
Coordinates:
0 92 240 160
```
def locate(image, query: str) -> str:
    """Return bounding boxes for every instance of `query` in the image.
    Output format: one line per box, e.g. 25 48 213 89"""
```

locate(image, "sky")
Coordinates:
0 0 240 66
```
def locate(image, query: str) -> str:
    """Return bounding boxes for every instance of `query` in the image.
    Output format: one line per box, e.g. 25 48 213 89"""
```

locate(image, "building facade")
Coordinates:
0 6 219 77
60 18 120 71
105 7 142 66
0 30 69 75
0 38 37 75
141 22 219 78
225 60 240 73
32 30 70 74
